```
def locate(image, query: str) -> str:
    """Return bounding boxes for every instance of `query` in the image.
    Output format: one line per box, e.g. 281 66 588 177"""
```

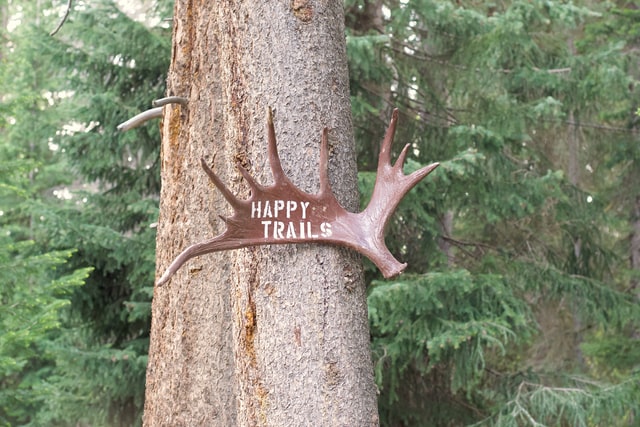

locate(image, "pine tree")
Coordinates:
0 3 92 424
575 0 640 413
346 0 640 425
144 1 379 424
39 2 170 424
1 0 170 424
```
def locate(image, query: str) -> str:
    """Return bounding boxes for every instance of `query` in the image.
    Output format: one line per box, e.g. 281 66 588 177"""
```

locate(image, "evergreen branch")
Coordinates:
50 0 73 36
360 73 630 135
514 259 637 327
440 236 494 252
355 83 458 127
553 118 633 133
450 395 487 418
117 107 163 132
473 372 640 426
389 40 573 75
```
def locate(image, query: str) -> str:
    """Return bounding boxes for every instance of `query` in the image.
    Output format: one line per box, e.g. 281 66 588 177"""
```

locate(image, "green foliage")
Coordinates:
475 372 640 427
369 270 531 425
347 0 640 425
1 0 169 425
0 237 91 426
2 0 639 425
582 332 640 373
0 129 92 424
33 2 168 423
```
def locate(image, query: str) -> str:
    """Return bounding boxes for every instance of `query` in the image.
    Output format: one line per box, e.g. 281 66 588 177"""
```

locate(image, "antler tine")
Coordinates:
363 109 439 236
407 162 440 186
157 233 231 286
236 161 266 196
319 127 331 194
266 107 287 183
392 143 440 187
200 159 245 210
378 109 399 169
393 143 411 173
378 110 440 187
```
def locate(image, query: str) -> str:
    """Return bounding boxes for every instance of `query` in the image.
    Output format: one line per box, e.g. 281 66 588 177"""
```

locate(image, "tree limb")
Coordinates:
50 0 73 36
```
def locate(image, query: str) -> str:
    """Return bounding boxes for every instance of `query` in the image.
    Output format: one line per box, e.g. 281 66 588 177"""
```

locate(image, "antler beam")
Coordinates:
157 109 438 286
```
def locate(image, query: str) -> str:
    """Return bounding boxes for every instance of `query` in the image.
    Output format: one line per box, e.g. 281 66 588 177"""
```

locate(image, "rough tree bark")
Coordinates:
144 1 379 426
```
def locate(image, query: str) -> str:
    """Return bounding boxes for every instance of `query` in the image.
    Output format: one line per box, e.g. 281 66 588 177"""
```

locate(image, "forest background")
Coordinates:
1 0 639 426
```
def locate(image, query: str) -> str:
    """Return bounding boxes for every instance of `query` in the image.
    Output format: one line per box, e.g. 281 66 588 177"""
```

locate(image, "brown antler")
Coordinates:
156 108 438 286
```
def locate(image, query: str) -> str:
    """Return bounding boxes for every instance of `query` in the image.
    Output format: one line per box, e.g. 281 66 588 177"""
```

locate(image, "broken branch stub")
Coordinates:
156 108 439 286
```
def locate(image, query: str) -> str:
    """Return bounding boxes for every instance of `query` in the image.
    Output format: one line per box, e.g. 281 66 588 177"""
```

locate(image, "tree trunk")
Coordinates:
437 210 455 268
631 195 640 297
144 2 379 426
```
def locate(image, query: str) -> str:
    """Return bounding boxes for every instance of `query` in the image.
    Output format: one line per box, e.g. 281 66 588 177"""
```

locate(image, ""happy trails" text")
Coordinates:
250 199 332 240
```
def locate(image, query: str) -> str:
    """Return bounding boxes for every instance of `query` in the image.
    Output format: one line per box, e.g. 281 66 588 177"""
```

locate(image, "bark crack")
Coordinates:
238 247 268 425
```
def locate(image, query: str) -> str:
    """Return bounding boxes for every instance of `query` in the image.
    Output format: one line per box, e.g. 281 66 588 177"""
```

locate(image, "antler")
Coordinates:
156 108 438 286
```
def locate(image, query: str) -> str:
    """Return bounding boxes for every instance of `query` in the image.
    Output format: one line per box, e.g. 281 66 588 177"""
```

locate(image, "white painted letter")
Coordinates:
307 221 318 238
263 200 273 218
251 201 261 219
300 201 310 219
274 221 285 239
261 220 271 238
274 200 285 218
286 200 297 219
320 222 332 238
286 222 297 239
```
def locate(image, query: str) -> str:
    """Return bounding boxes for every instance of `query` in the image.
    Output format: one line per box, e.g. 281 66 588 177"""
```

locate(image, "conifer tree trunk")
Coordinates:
631 195 640 297
143 2 379 425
